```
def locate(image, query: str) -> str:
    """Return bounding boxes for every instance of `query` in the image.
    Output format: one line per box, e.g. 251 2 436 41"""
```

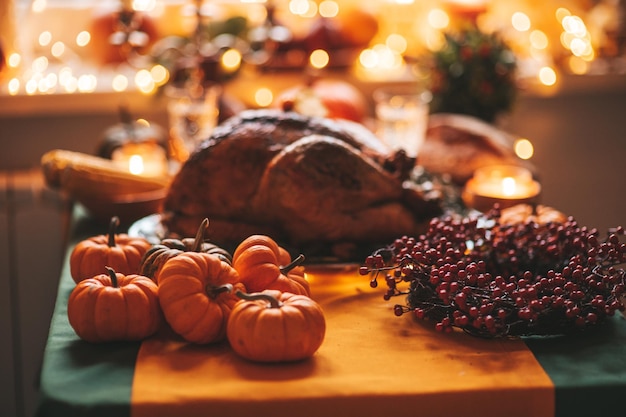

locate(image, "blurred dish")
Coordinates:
78 188 166 226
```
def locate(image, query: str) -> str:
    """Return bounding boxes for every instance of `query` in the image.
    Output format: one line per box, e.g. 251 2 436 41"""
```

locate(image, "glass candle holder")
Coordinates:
166 84 221 162
111 142 168 178
374 87 429 158
462 165 541 212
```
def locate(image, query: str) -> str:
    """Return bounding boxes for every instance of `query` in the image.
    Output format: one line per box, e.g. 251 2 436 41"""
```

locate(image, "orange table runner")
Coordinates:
131 267 554 417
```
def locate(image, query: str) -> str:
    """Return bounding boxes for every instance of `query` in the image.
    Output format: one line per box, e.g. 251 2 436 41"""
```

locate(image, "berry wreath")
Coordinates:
360 205 626 338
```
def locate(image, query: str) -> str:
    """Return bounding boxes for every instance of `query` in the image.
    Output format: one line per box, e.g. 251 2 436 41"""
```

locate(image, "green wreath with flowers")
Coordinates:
427 26 518 123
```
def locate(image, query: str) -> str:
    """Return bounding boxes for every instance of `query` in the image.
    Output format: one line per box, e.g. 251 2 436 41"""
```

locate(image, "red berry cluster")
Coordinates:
360 208 626 337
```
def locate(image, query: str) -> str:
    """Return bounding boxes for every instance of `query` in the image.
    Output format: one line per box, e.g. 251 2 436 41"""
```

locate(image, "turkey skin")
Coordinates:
161 109 441 260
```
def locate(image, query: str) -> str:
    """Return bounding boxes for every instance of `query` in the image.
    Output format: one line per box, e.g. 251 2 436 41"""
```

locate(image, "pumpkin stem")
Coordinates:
107 216 120 247
235 290 282 309
280 254 305 274
206 283 233 299
531 203 538 216
105 266 119 288
191 218 210 252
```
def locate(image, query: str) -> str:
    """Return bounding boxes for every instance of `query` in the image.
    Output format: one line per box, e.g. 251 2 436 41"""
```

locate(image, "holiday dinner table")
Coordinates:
35 208 626 417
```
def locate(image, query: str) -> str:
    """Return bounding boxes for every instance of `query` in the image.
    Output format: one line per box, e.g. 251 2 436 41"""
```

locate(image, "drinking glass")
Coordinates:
166 84 221 162
374 87 429 158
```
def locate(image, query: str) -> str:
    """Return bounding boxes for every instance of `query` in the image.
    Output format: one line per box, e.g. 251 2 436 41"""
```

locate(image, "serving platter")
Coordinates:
127 212 393 265
128 213 169 245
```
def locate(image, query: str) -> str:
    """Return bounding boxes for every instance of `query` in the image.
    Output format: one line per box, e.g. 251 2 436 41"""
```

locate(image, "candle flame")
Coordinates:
501 177 517 196
128 155 145 175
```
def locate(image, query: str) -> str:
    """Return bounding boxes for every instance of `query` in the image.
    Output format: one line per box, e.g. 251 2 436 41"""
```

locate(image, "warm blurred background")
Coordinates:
1 1 625 417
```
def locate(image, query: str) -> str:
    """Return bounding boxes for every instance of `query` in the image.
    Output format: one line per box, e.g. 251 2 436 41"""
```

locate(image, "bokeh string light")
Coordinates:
1 0 624 98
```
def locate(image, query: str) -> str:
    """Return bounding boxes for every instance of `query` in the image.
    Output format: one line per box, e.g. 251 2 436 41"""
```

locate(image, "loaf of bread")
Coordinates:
419 113 533 184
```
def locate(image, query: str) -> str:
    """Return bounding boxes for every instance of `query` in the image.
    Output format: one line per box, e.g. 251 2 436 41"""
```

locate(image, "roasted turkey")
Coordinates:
161 109 442 260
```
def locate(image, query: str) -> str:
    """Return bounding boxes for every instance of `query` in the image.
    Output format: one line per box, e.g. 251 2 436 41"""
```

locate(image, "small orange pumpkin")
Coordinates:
67 266 161 343
157 252 244 344
140 218 232 282
233 234 292 265
70 216 151 283
227 290 326 362
232 235 311 296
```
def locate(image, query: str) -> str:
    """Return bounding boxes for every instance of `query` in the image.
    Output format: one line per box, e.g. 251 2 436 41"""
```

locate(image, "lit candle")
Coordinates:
462 165 541 212
111 142 168 178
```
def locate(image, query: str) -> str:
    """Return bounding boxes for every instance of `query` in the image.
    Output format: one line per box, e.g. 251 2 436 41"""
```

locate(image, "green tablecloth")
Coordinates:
35 214 626 417
36 214 140 417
